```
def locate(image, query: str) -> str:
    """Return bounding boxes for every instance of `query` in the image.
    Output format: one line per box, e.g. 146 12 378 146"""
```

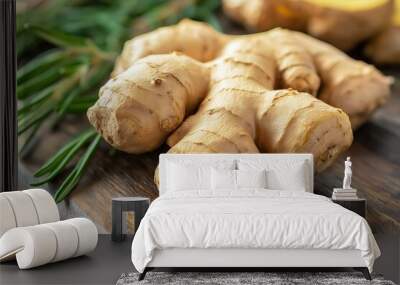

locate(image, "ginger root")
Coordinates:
365 0 400 64
167 39 352 171
222 0 394 51
87 54 209 153
87 19 391 172
93 20 390 128
112 19 228 77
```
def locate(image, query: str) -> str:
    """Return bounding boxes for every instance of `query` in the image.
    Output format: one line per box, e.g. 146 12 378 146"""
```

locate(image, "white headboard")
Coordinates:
159 153 314 194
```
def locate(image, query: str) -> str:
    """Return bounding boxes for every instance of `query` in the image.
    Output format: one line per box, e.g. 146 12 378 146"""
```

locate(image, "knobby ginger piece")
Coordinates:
289 30 391 128
110 19 390 128
167 40 352 172
87 54 209 153
365 0 400 64
222 0 394 51
112 19 229 77
87 19 391 174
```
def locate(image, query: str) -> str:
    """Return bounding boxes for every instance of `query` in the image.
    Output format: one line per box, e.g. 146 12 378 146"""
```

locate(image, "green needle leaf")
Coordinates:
72 94 98 104
30 25 91 48
31 130 97 186
29 25 115 61
17 49 65 84
65 100 98 113
19 121 43 157
54 134 101 203
52 63 111 125
17 59 83 100
34 129 96 177
18 86 54 117
203 13 222 32
18 104 54 135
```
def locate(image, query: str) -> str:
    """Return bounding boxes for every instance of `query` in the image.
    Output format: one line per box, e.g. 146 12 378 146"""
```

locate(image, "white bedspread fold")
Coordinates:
131 190 380 272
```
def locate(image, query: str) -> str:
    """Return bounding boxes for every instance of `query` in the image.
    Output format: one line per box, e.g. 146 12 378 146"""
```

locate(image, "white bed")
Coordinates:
131 154 380 280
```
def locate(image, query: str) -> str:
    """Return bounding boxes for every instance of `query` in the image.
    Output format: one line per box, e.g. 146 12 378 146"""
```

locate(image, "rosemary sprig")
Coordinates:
34 130 94 177
17 49 66 84
32 129 97 186
17 60 75 100
19 120 43 158
54 134 101 203
17 85 54 117
64 95 98 114
18 103 55 135
30 25 116 61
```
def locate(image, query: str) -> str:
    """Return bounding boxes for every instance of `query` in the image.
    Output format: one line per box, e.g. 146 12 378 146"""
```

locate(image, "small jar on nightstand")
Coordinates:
112 197 150 242
332 198 366 218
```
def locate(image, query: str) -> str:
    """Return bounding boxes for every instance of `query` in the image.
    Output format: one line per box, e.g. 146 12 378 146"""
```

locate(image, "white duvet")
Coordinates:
131 190 380 273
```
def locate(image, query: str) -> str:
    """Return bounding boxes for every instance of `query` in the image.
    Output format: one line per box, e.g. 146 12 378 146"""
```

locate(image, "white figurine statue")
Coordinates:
343 157 352 189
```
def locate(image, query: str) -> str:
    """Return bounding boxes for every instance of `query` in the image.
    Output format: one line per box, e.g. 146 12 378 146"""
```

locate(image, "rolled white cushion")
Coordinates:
0 218 98 269
0 191 39 227
42 221 79 262
64 218 98 257
0 226 57 268
0 196 17 237
23 189 59 224
0 189 60 238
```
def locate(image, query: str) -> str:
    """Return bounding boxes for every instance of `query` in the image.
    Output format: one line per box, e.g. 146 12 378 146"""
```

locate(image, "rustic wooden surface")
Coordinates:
21 69 400 234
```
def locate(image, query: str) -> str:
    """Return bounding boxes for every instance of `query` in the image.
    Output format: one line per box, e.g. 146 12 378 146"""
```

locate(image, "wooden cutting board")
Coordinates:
20 69 400 234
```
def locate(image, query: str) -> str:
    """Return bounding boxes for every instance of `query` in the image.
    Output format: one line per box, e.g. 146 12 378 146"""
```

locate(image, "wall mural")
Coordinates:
1 0 399 283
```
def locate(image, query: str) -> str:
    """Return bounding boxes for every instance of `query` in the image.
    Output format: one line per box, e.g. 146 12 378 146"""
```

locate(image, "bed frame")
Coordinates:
139 154 372 281
139 248 371 280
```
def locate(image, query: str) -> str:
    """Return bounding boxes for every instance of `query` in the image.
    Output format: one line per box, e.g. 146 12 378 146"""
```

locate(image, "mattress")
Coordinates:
131 190 380 273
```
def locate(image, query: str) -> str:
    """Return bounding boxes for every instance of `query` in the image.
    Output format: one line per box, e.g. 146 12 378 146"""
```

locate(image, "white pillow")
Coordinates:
166 160 236 192
167 162 210 191
211 168 236 190
267 162 307 191
236 169 267 189
238 160 308 191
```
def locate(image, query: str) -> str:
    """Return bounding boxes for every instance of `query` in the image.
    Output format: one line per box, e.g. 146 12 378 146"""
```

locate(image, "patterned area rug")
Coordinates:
116 272 396 285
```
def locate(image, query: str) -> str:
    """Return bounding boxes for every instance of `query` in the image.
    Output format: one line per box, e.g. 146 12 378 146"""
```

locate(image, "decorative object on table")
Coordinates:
332 199 367 218
332 188 359 200
0 189 60 236
112 197 150 242
116 271 395 285
0 218 98 269
332 157 358 200
343 157 352 190
0 189 98 269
